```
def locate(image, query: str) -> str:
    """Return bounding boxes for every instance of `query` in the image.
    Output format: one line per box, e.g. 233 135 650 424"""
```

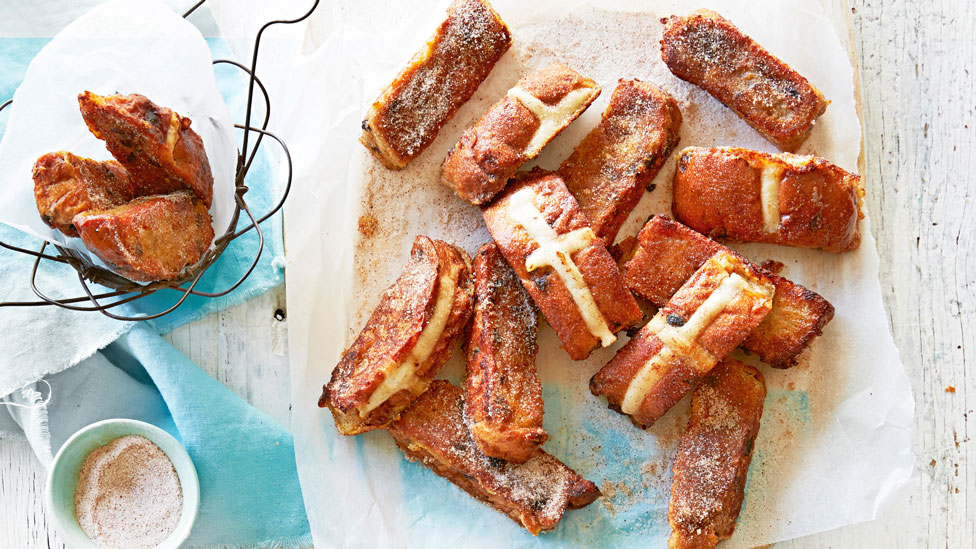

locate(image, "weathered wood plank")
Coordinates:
778 0 976 547
0 439 66 549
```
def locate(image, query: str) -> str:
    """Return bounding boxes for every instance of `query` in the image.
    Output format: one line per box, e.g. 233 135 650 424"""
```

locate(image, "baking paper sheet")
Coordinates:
0 0 237 271
275 0 915 546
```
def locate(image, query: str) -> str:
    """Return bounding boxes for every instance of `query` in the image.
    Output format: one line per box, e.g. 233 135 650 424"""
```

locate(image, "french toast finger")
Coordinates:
668 359 765 549
590 251 773 428
360 0 512 170
558 79 682 244
672 147 864 253
320 236 474 435
79 91 214 207
33 151 136 237
661 9 828 152
389 380 601 535
442 63 600 205
72 192 214 282
621 215 834 368
465 242 545 463
481 168 642 360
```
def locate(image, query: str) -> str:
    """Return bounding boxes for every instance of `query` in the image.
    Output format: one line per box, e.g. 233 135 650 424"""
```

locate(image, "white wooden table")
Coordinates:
2 0 973 546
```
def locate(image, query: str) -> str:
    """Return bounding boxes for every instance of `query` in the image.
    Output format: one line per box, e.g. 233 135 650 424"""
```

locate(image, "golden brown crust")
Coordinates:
320 236 474 435
464 242 545 463
323 236 441 427
590 252 773 428
621 215 834 368
360 0 512 169
744 276 834 367
672 147 864 253
558 79 682 244
33 151 136 237
389 381 601 535
78 91 214 207
72 192 214 282
661 9 828 152
442 63 600 205
668 359 765 549
481 169 642 360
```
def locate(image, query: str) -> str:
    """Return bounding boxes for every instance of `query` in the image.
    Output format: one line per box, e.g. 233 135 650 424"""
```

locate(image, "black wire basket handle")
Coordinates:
0 0 319 321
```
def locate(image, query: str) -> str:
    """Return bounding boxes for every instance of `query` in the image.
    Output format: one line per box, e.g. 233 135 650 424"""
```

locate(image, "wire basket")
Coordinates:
0 0 319 321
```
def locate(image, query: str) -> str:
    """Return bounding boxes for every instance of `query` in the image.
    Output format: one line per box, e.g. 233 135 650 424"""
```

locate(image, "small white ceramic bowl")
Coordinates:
46 418 200 549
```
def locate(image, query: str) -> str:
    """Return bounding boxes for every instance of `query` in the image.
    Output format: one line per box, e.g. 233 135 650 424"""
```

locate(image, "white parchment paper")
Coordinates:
277 0 915 546
0 0 237 267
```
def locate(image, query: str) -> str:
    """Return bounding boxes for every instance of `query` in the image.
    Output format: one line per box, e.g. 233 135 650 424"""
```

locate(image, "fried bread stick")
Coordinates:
672 147 864 253
558 79 682 244
33 151 136 237
79 91 214 207
620 215 834 368
465 242 545 463
73 192 213 282
661 9 828 151
320 236 474 435
590 251 773 428
481 169 642 360
360 0 512 169
668 359 765 549
443 63 600 205
389 380 601 535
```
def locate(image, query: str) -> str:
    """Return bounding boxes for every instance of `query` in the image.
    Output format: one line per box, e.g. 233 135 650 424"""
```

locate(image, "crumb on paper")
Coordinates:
760 259 785 274
642 461 661 478
945 385 956 393
600 480 634 514
929 459 937 467
601 481 617 512
358 213 378 237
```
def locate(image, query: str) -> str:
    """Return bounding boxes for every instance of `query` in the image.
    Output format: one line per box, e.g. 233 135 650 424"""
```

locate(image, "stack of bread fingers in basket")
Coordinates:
321 2 863 547
32 92 215 283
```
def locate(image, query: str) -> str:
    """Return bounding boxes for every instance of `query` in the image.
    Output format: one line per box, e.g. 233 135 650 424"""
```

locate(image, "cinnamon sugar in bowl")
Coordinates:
47 419 199 549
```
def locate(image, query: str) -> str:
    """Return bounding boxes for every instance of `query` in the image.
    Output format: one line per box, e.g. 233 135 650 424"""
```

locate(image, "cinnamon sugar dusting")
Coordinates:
444 403 572 523
391 382 594 529
75 435 182 549
369 0 511 158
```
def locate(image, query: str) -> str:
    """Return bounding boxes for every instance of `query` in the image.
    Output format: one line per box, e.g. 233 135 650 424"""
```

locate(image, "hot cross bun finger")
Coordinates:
320 236 474 435
79 91 214 207
443 63 601 205
481 169 642 360
668 359 766 549
661 9 828 152
558 79 682 244
360 0 512 169
591 251 773 428
620 215 834 368
33 151 137 237
464 242 545 463
389 380 601 535
672 147 864 253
